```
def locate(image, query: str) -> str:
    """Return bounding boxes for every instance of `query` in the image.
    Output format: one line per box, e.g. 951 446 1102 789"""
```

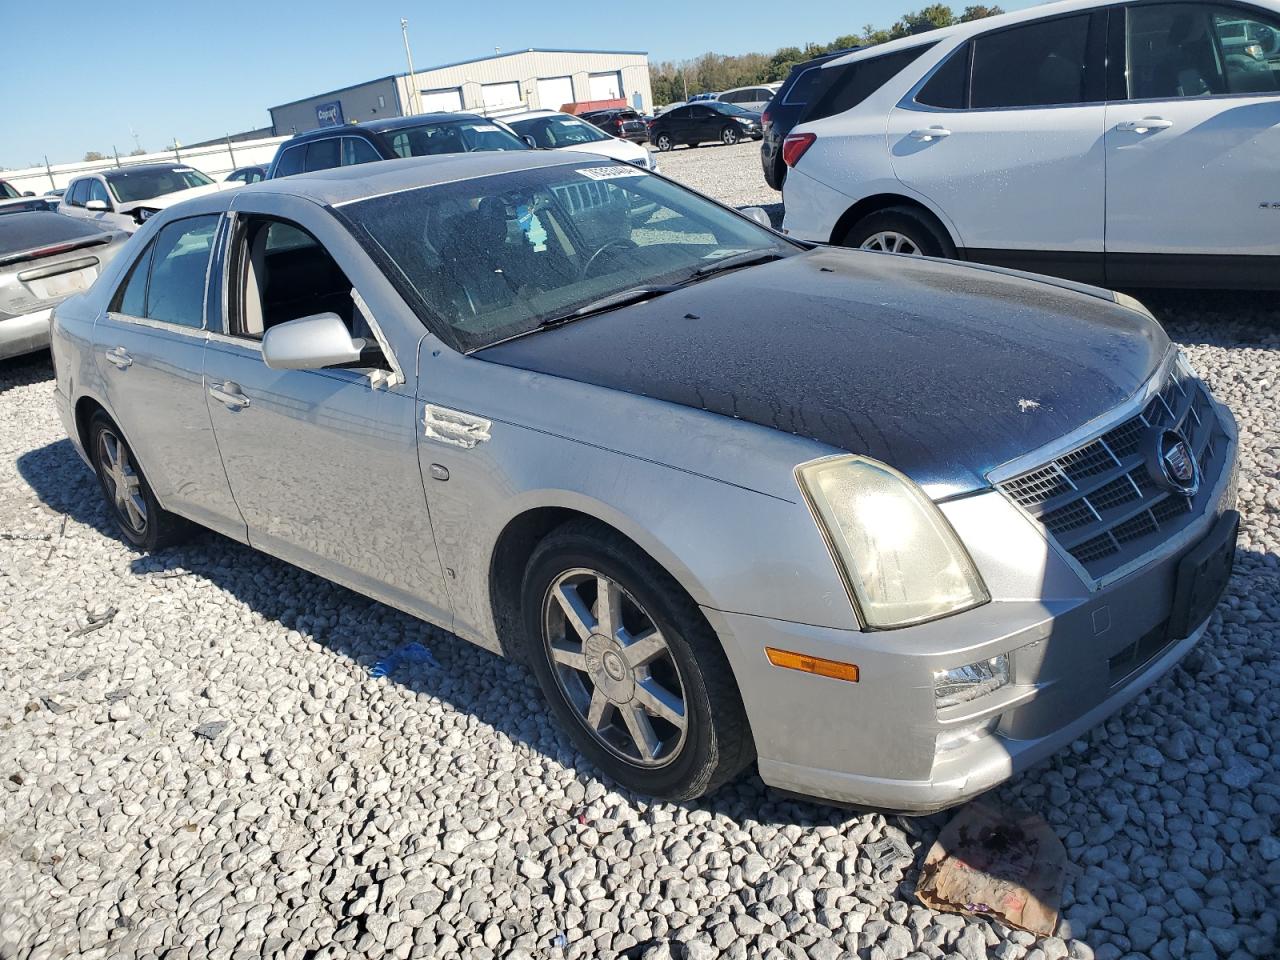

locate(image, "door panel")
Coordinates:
1105 3 1280 257
202 345 452 626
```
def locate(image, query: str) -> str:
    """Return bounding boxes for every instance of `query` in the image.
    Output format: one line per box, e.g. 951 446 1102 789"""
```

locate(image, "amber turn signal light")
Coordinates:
765 647 860 682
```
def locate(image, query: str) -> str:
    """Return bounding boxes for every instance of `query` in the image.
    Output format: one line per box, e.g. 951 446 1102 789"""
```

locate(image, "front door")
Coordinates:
1105 2 1280 284
888 11 1108 279
201 204 451 627
93 213 247 540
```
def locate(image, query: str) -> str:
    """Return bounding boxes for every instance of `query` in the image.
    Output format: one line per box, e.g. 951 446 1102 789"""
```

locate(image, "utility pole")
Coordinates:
43 155 55 191
112 145 121 168
130 126 143 154
225 135 237 168
401 18 421 115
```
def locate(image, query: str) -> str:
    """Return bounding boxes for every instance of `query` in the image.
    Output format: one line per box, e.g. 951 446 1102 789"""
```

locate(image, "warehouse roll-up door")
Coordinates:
536 76 574 112
588 71 622 101
482 81 522 111
419 87 462 113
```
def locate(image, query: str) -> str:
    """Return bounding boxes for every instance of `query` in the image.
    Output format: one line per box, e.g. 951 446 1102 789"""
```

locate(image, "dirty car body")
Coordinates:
49 153 1238 811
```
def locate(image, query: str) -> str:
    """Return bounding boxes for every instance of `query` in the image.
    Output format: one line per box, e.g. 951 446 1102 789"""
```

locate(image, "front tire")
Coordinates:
841 206 956 259
89 412 190 551
520 520 753 800
655 133 674 152
721 125 740 146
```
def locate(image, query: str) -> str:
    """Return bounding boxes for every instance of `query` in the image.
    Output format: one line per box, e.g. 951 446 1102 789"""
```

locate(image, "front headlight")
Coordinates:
796 455 989 629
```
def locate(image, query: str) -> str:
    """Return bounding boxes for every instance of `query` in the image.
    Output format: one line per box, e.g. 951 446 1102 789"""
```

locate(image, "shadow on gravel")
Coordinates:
1131 291 1280 346
0 350 53 394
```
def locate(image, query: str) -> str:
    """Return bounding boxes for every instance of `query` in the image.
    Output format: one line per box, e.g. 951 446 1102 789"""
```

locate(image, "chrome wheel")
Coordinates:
97 429 147 533
860 231 923 256
543 568 688 767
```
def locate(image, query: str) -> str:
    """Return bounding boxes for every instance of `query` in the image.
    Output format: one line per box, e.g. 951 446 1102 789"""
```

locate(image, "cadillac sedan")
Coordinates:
50 152 1238 811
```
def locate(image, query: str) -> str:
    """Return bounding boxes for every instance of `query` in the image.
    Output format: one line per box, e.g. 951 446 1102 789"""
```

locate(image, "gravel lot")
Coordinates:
2 142 1278 960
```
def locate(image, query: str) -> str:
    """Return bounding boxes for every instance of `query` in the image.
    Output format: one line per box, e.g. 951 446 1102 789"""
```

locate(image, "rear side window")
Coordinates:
917 45 971 108
273 145 306 179
804 44 937 123
305 139 341 172
114 246 153 316
112 215 219 327
342 137 381 165
970 15 1093 107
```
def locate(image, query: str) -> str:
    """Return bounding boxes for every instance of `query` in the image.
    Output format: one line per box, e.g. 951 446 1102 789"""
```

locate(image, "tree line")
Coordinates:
648 4 1003 105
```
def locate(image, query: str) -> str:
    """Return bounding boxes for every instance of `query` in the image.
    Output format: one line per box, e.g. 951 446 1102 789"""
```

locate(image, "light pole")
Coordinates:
401 18 422 115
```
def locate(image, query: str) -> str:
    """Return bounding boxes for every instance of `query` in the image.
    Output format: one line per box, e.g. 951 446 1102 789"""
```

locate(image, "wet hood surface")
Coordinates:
478 247 1168 493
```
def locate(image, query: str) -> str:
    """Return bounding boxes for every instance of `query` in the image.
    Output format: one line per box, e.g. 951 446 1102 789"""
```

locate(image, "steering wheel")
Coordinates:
580 238 636 278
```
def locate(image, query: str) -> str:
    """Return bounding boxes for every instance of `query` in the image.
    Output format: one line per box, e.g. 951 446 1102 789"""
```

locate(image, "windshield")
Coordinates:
0 181 19 200
711 101 758 117
508 114 611 148
384 119 528 158
105 167 213 203
342 162 796 352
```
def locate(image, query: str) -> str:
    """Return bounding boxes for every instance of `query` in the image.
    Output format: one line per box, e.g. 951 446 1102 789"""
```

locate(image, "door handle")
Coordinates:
1117 117 1173 134
209 381 251 410
909 126 951 141
104 347 132 369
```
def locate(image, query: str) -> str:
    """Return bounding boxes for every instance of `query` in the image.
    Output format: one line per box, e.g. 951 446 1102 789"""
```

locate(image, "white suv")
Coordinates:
781 0 1280 288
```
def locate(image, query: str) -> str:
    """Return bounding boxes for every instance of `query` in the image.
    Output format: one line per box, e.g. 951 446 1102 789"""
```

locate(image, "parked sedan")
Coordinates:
60 164 228 232
1 212 128 359
267 113 529 178
225 165 267 184
51 152 1238 811
649 101 762 151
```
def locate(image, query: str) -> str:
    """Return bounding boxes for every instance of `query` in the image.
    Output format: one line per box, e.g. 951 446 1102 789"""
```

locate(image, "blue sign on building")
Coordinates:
316 101 344 127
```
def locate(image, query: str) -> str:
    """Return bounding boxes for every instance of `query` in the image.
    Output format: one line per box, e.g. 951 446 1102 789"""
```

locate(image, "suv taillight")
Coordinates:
761 108 772 128
782 132 816 167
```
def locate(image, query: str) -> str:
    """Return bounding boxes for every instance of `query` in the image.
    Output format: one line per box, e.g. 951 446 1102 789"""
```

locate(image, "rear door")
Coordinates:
887 12 1109 279
1104 2 1280 282
94 214 246 539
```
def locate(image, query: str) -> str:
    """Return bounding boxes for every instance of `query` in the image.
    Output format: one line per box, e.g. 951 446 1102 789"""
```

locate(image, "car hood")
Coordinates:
477 247 1169 495
554 140 649 164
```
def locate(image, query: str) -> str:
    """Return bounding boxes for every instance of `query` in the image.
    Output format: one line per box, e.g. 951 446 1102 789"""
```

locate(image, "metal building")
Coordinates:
269 49 652 136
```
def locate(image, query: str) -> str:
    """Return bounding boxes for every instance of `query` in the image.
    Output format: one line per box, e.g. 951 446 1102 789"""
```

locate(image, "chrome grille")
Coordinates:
996 362 1230 580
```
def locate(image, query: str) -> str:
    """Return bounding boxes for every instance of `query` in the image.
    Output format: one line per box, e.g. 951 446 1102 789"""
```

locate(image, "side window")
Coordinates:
112 245 155 317
304 138 341 172
342 137 381 166
273 145 306 178
721 90 744 104
1128 4 1280 99
87 180 112 208
145 216 220 328
691 106 713 119
805 45 937 122
970 15 1093 108
67 179 89 207
917 44 972 108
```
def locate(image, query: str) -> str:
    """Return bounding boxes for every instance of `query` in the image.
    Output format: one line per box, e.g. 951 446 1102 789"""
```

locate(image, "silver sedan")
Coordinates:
50 152 1237 811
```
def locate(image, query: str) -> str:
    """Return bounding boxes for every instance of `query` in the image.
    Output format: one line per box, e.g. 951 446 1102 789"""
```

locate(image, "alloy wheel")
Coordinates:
722 127 739 145
542 568 688 767
656 134 673 151
860 231 923 256
97 429 147 533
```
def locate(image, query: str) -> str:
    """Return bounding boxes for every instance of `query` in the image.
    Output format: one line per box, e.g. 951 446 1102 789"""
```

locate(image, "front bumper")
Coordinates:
0 308 52 361
708 405 1238 813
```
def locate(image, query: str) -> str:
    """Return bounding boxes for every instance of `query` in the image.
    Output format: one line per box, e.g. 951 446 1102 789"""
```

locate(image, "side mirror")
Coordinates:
741 206 773 228
521 135 537 148
85 199 109 212
22 191 35 197
262 312 364 370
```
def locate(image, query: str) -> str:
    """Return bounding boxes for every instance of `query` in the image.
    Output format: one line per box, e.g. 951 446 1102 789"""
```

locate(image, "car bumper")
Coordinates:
0 308 52 361
706 428 1238 813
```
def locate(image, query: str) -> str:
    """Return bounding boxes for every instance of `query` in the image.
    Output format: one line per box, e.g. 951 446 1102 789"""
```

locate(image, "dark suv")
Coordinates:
760 49 857 190
581 109 649 143
266 113 529 178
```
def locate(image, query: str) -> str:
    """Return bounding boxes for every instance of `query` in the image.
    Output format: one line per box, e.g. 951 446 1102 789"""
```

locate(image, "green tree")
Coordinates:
83 151 106 162
960 4 1005 21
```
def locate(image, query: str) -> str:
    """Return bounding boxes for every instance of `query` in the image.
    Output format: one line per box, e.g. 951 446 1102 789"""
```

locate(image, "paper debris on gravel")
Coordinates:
915 802 1065 936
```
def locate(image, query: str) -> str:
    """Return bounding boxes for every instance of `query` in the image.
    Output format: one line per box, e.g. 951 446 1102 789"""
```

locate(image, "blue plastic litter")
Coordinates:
370 642 440 678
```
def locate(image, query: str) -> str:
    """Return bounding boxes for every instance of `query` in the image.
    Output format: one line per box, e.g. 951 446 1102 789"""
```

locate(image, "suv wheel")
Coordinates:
721 125 740 146
89 412 190 551
520 520 754 800
842 206 956 259
655 133 674 152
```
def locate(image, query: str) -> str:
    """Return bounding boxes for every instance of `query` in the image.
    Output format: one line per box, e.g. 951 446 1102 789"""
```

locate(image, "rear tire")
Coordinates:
519 519 754 801
89 412 190 551
841 206 956 259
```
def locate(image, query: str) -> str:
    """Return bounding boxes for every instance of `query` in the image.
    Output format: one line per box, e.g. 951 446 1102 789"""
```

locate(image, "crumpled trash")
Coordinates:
915 802 1066 936
370 641 440 678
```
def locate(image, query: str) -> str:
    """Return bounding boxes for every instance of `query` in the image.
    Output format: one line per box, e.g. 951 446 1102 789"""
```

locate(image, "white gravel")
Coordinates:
1 147 1277 960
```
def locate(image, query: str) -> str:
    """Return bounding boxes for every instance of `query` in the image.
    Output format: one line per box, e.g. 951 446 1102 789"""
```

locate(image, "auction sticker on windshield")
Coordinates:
579 165 646 181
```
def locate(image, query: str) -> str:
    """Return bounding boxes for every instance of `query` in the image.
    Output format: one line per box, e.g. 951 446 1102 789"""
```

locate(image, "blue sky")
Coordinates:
2 0 1034 169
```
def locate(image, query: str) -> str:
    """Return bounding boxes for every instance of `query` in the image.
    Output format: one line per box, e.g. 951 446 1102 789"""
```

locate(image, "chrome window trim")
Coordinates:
103 312 209 338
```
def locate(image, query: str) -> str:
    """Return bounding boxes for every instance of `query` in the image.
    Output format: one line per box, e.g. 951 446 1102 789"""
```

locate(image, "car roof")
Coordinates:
283 113 491 143
503 110 562 121
237 150 591 207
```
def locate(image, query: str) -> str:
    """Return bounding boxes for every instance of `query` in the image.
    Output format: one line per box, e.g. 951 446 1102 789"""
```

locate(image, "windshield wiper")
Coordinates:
538 285 679 328
690 249 785 279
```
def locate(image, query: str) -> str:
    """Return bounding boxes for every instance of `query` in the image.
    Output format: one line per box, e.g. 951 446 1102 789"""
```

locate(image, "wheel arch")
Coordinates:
829 192 961 250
